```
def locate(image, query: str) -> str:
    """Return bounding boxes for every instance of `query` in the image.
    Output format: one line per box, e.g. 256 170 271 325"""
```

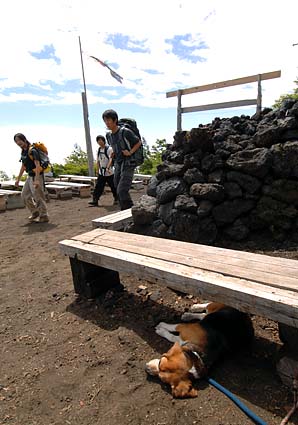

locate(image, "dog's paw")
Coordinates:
155 322 166 331
181 312 195 322
155 326 167 338
189 303 207 313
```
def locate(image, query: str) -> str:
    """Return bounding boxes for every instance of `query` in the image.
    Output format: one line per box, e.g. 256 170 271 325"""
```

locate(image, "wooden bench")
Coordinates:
133 173 152 184
0 180 24 190
45 184 73 200
0 189 24 209
49 181 91 198
92 209 133 230
58 174 97 187
59 228 298 328
0 193 6 211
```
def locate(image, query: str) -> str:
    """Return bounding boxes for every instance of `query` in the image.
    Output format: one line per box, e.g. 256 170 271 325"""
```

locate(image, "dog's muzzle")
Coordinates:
145 358 160 376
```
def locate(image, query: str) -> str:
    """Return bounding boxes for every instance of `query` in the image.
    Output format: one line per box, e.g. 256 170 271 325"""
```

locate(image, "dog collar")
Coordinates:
181 341 208 377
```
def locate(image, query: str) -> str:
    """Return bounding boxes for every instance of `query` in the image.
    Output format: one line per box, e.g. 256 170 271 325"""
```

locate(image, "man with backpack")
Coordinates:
102 109 142 210
14 133 49 223
88 135 118 207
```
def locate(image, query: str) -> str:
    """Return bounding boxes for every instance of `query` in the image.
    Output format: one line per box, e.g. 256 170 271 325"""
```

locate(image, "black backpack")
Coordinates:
118 118 144 166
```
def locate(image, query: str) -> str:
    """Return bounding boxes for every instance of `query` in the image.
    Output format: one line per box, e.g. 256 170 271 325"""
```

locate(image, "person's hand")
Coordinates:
15 179 19 188
122 149 131 157
33 180 40 188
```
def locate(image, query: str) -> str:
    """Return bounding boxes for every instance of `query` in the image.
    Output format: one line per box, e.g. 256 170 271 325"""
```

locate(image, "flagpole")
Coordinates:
78 36 94 177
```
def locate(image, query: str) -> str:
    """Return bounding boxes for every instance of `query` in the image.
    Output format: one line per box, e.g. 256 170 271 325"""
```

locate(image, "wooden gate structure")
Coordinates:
166 70 281 131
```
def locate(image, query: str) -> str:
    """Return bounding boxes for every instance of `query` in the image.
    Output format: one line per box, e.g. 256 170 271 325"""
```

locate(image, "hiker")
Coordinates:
88 135 118 207
102 109 142 210
14 133 49 223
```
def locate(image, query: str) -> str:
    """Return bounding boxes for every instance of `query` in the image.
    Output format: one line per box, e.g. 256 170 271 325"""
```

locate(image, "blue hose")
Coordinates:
207 377 267 425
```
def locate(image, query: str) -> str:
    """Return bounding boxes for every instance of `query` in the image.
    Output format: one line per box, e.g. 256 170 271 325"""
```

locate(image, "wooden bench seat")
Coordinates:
133 173 152 184
58 174 98 185
49 181 91 198
0 189 24 209
59 229 298 328
92 209 132 230
45 184 73 199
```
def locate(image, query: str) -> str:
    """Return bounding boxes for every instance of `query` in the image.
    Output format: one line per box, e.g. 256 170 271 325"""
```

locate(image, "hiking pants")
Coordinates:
21 175 48 217
93 174 117 202
114 164 135 210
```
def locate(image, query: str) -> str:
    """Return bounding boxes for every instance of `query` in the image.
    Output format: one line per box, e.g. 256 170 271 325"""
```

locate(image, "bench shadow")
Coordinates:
66 287 292 419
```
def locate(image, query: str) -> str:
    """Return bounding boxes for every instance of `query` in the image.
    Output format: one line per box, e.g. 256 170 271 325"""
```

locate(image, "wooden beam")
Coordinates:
177 90 182 131
181 99 257 114
256 74 262 113
166 70 281 98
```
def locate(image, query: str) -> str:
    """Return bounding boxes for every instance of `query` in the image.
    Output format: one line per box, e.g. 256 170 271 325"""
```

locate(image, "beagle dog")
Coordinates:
146 302 254 398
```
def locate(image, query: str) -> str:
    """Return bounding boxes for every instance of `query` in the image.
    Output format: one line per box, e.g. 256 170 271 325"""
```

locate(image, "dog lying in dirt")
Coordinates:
145 302 254 398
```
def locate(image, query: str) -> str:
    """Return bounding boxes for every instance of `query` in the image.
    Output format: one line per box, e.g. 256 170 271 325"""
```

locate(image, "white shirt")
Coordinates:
97 145 114 176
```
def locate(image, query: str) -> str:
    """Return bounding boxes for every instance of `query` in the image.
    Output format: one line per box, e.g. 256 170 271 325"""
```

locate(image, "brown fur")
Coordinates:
146 302 254 398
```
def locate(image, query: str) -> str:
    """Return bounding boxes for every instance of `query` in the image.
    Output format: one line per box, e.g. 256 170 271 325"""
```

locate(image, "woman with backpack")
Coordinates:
14 133 49 223
88 135 118 207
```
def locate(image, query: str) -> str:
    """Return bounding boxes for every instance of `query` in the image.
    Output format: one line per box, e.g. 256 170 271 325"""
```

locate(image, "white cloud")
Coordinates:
1 0 298 178
2 0 297 109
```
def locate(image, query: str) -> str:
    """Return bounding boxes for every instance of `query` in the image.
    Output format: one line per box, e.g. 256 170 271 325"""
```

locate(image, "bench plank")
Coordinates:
92 209 133 230
47 181 91 198
59 229 298 327
75 229 298 288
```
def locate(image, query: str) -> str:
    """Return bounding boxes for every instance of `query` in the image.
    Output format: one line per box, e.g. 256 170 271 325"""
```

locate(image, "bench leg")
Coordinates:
69 257 121 298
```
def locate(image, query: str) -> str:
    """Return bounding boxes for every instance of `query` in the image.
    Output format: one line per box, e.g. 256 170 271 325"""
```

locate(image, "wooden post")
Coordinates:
79 36 94 177
177 90 182 131
69 256 121 298
256 74 262 113
81 91 94 177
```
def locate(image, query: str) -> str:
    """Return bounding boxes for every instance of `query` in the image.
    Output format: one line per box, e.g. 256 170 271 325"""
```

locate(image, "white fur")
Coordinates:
155 322 183 344
189 302 209 313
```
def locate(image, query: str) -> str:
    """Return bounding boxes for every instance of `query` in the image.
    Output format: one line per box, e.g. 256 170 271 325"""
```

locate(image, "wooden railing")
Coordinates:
166 70 281 130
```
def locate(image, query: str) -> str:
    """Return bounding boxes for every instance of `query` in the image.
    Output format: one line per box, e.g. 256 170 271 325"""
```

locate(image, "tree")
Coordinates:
138 138 167 175
0 170 9 181
51 144 90 176
273 78 298 108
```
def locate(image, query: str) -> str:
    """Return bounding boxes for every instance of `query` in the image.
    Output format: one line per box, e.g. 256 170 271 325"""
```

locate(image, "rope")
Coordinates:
207 377 267 425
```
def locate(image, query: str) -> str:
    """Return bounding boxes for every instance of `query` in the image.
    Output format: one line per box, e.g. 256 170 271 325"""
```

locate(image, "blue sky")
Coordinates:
1 0 298 177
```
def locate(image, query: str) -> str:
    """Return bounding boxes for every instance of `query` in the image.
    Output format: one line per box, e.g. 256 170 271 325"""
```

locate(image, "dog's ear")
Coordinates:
171 380 198 398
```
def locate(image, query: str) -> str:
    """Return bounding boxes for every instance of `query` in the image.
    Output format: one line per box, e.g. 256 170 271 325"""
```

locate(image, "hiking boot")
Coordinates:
88 200 99 207
37 215 49 223
28 212 39 222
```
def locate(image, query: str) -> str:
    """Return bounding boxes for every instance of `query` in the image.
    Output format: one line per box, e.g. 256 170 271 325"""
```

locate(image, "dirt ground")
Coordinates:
1 187 298 425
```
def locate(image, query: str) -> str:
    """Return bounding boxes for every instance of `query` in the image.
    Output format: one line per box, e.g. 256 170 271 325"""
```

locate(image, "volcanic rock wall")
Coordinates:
131 99 298 244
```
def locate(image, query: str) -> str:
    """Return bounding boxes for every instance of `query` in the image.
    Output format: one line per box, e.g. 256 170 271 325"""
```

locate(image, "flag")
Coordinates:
90 55 123 84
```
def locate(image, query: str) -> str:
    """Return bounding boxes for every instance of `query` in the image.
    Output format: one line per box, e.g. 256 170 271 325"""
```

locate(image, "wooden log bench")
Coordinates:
131 180 144 190
50 181 91 198
45 184 73 199
0 193 6 212
0 189 24 209
59 228 298 329
92 209 133 230
0 180 24 190
133 173 152 184
58 174 97 187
